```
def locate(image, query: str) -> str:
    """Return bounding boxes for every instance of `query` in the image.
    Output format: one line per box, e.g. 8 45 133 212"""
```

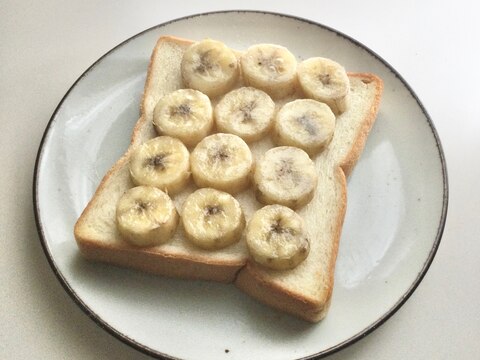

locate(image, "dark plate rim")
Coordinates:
32 10 449 360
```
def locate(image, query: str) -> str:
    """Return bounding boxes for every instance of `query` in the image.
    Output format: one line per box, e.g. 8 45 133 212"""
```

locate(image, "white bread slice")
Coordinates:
74 36 383 320
236 74 383 321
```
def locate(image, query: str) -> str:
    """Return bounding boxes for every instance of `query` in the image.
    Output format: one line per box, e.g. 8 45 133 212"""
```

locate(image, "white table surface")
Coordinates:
1 1 479 359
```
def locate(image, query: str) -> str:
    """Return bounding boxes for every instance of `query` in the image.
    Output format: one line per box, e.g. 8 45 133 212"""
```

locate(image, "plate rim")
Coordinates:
32 10 449 360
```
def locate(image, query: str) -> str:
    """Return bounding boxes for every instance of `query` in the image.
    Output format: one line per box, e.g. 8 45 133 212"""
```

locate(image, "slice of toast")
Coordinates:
74 36 383 321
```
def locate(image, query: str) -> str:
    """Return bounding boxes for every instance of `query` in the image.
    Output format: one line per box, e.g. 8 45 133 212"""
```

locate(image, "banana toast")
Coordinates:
74 35 383 322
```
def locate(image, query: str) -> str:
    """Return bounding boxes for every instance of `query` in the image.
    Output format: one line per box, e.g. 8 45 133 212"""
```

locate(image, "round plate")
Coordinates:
34 11 448 360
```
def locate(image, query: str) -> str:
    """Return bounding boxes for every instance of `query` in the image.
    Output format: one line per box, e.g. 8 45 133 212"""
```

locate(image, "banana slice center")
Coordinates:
170 103 191 117
266 224 298 257
257 54 286 76
131 200 163 227
269 218 295 238
295 114 318 136
318 73 331 86
275 158 303 187
196 50 218 74
210 145 231 162
144 153 169 171
134 200 151 212
167 102 203 124
201 203 227 230
237 101 256 122
205 204 222 217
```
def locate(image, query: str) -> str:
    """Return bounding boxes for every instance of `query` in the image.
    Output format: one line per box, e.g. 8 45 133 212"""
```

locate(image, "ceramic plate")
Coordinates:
34 11 448 360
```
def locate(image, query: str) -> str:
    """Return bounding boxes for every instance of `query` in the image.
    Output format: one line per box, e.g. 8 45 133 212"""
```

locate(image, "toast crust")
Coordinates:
340 73 384 177
73 36 383 322
77 238 243 282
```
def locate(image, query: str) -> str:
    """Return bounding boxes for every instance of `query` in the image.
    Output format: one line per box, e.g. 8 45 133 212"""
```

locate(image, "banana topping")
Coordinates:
214 87 275 143
118 42 354 260
153 89 213 147
274 99 336 156
182 188 245 250
190 133 253 194
297 57 350 114
129 136 190 194
240 44 297 99
246 205 310 270
253 146 318 209
181 39 239 98
116 186 179 247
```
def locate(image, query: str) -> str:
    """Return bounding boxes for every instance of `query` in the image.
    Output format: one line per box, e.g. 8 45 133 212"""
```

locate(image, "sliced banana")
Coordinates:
240 44 297 99
253 146 318 209
246 205 310 270
214 87 275 143
153 89 213 147
116 186 179 247
190 133 253 194
274 99 336 156
297 57 350 114
130 136 190 195
182 188 245 250
181 39 239 98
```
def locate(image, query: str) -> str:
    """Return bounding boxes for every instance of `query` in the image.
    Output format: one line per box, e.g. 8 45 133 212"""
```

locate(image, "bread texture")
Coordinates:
74 36 383 321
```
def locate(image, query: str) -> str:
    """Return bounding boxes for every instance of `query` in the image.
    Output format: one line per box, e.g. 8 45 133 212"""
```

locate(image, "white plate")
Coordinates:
34 11 448 360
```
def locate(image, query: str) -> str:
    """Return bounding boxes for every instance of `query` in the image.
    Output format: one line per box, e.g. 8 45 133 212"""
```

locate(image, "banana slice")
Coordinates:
246 205 310 270
153 89 213 147
182 188 245 250
297 57 350 114
240 44 297 99
253 146 318 209
181 39 239 98
116 186 179 247
214 87 275 143
130 136 190 194
190 133 253 194
274 99 336 156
